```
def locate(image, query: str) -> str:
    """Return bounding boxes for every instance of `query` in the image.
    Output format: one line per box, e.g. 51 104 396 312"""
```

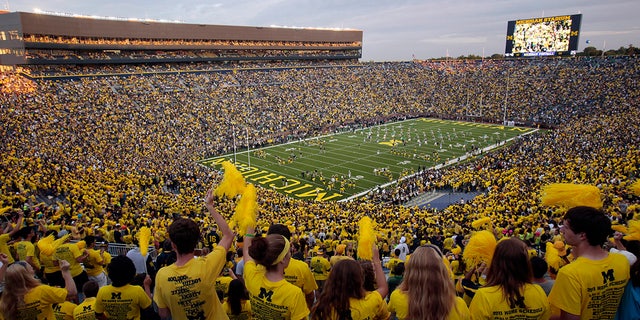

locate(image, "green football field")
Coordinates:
199 118 537 202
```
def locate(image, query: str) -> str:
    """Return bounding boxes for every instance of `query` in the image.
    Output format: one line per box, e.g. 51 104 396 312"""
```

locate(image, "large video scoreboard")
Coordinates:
505 14 582 57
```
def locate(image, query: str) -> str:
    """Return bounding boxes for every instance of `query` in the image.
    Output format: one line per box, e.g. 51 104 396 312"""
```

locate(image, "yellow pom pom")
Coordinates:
357 217 375 261
37 235 56 256
471 217 492 230
611 224 629 234
462 230 497 267
545 242 561 271
233 184 258 235
0 206 12 215
541 183 602 209
214 161 247 198
139 227 151 256
623 220 640 242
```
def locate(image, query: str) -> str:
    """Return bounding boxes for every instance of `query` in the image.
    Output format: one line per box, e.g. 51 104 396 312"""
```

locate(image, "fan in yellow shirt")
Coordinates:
267 223 318 308
73 281 100 320
223 279 252 320
94 255 154 320
388 245 469 320
548 206 629 319
0 255 78 320
311 245 389 320
153 188 235 320
469 238 550 320
243 228 309 320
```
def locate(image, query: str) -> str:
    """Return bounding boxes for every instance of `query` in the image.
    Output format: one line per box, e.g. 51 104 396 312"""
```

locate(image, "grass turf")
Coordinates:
199 118 536 202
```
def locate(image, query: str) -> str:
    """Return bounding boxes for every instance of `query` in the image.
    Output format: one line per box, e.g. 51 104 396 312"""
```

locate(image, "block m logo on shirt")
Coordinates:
601 269 615 284
258 287 274 302
111 292 122 300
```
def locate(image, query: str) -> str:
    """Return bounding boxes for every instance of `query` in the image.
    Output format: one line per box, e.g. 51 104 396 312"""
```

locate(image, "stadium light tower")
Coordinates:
503 73 509 125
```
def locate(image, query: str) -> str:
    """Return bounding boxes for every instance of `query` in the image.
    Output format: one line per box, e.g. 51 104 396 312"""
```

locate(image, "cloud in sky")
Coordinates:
419 35 488 45
9 0 640 61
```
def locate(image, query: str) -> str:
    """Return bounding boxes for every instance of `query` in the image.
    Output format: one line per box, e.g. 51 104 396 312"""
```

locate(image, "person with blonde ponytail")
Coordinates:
388 244 469 320
0 253 77 320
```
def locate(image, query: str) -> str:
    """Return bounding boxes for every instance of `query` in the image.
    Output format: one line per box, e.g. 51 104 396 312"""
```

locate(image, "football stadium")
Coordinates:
0 9 639 319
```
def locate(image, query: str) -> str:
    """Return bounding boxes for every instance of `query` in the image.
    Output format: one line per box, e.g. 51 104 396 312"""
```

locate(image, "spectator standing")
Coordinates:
549 206 630 319
386 262 405 299
223 278 252 320
153 188 234 319
243 228 310 320
84 235 109 288
310 247 331 294
73 281 100 320
388 245 469 320
267 223 318 309
54 236 90 302
13 226 41 277
394 237 410 261
311 245 389 320
94 255 155 320
154 239 177 271
0 255 77 319
531 256 554 296
469 238 550 319
0 210 24 264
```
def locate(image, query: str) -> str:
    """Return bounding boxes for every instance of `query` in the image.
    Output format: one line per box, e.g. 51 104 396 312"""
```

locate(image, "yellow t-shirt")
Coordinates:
54 243 84 277
15 240 41 269
16 285 68 320
84 248 105 277
310 256 331 281
40 249 60 274
222 299 252 320
53 300 77 320
216 275 234 298
284 258 318 295
73 297 97 320
469 283 550 320
388 289 469 320
332 291 389 320
548 253 629 319
95 284 151 320
385 257 403 277
244 260 309 320
0 233 15 263
153 246 228 320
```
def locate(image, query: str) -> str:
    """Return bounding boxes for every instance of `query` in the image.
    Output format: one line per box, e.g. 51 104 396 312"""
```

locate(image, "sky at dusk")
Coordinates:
7 0 640 61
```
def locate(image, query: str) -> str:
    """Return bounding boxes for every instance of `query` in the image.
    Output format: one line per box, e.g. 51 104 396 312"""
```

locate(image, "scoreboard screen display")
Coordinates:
505 14 582 57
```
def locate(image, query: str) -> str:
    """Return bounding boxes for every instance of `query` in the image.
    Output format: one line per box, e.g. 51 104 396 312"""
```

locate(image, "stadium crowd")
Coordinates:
0 55 639 318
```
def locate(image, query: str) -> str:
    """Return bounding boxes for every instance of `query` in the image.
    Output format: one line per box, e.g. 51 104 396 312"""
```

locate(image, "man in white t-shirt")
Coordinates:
394 236 409 261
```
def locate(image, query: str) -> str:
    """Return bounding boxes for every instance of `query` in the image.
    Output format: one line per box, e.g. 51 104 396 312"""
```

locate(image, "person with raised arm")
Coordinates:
0 254 77 320
153 188 234 320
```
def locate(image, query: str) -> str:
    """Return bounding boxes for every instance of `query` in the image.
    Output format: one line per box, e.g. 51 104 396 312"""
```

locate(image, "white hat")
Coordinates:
400 236 406 244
